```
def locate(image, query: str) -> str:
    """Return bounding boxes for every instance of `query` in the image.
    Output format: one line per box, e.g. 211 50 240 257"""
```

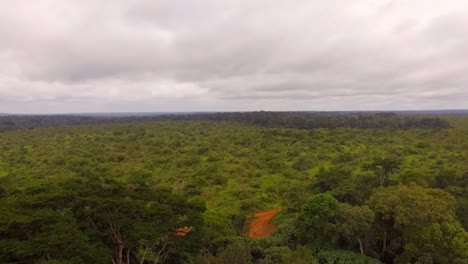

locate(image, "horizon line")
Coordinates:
2 109 468 116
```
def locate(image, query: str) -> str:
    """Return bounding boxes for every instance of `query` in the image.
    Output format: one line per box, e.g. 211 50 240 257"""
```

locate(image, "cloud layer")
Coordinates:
1 0 468 113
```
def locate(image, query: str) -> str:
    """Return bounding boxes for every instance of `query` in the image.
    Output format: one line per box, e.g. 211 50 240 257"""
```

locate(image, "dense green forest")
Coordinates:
0 113 467 263
0 111 453 133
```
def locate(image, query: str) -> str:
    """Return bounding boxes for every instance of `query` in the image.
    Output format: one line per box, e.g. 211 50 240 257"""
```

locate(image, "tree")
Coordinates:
316 250 382 264
367 184 468 264
66 176 206 264
0 176 206 264
314 166 352 193
200 243 253 264
281 246 318 264
296 194 339 248
0 184 109 263
365 156 401 187
336 204 374 255
201 211 238 255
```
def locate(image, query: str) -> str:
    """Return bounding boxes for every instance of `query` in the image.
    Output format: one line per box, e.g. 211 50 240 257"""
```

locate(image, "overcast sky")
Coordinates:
1 0 468 113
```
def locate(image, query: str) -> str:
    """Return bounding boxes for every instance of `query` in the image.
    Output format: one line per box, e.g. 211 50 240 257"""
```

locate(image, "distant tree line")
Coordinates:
0 115 109 132
0 112 452 132
170 112 452 130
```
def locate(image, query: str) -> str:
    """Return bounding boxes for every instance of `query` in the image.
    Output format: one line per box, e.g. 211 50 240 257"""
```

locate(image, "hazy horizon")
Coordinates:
2 109 468 116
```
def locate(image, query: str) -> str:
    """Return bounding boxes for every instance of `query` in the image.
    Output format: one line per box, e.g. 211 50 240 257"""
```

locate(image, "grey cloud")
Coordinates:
1 0 468 113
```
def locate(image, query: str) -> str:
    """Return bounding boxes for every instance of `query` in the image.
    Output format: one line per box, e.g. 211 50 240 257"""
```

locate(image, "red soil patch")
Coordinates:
247 209 281 238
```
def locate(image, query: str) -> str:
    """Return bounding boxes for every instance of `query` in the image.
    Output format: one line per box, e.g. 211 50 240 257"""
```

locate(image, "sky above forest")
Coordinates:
1 0 468 113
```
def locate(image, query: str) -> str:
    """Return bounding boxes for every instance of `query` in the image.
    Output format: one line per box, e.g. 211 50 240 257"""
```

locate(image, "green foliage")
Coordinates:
200 243 253 264
336 204 374 254
0 176 206 263
367 185 468 263
1 116 468 263
202 211 238 254
364 156 402 187
0 186 109 263
296 194 339 248
314 166 352 193
281 246 318 264
0 112 452 133
316 250 382 264
457 196 468 230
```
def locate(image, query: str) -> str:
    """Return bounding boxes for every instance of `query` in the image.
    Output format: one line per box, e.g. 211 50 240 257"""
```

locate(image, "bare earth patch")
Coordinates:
247 209 281 238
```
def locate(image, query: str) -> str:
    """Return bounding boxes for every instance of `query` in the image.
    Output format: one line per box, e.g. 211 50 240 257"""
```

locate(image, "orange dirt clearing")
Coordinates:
247 209 281 238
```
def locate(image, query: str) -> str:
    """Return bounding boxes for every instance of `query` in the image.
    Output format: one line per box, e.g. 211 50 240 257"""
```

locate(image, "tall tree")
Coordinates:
367 184 468 264
296 194 339 248
0 177 206 264
336 204 374 255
